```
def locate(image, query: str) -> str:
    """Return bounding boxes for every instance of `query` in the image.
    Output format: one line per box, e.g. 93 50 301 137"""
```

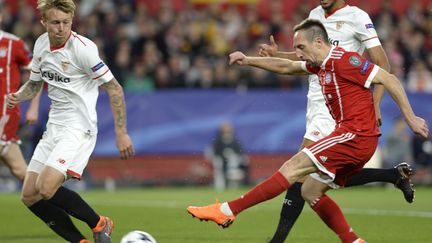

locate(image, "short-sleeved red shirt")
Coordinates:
0 31 32 142
306 46 380 137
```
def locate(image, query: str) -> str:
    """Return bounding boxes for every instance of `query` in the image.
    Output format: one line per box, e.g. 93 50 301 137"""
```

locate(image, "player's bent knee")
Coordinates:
37 185 57 200
21 192 41 206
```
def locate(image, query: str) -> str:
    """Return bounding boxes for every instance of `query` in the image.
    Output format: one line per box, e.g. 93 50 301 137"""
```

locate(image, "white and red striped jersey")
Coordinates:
304 47 380 137
0 30 32 117
30 31 114 133
306 4 381 102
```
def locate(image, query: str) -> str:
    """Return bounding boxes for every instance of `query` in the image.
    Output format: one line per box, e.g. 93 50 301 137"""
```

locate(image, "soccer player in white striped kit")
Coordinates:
7 1 134 243
258 1 416 241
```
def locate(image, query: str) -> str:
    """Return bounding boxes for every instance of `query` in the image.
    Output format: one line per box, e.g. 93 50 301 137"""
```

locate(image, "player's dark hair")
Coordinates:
294 19 330 45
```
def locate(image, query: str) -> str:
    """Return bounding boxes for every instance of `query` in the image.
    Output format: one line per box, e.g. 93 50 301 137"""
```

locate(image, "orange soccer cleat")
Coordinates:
187 200 236 228
92 216 114 243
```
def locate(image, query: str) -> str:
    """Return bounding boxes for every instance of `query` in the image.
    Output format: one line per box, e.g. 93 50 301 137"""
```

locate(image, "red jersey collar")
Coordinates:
50 31 72 51
325 4 348 18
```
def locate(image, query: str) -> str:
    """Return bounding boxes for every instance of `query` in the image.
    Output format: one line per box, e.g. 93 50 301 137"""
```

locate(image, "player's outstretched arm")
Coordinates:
101 78 135 160
373 69 429 138
258 35 299 60
229 51 308 75
7 80 43 108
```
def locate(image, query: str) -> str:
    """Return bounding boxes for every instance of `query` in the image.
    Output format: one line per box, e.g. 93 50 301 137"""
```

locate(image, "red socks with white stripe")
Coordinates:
311 194 358 243
227 171 290 215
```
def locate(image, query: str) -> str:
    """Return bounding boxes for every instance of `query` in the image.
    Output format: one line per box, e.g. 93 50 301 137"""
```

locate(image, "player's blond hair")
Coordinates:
37 0 76 19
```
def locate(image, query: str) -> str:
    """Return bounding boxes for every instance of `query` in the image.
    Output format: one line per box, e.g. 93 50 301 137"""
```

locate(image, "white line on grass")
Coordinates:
88 198 432 218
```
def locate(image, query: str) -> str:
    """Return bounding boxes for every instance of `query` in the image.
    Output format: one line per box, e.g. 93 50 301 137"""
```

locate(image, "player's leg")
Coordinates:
345 163 415 203
41 125 113 243
21 170 87 242
1 142 27 180
37 166 100 227
302 177 362 243
268 137 315 243
187 151 318 227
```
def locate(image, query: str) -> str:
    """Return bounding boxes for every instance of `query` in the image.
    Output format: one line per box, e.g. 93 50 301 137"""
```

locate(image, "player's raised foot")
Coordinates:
187 200 236 228
78 240 91 243
353 238 366 243
92 216 114 243
394 162 415 203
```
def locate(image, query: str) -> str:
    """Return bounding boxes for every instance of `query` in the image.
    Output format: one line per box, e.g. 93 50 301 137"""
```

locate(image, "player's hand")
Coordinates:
258 35 278 57
6 93 20 108
116 133 135 160
25 107 39 125
229 51 248 65
406 116 429 139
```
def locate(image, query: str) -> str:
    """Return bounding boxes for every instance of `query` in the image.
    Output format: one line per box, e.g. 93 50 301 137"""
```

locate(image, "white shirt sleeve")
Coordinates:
29 38 42 82
79 41 114 85
353 9 381 49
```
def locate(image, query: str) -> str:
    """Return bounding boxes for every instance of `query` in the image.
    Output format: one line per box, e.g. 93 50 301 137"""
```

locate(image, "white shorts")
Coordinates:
27 123 96 180
304 98 336 142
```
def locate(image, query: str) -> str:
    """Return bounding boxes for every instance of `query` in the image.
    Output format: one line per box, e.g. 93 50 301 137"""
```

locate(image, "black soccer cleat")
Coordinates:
394 163 415 203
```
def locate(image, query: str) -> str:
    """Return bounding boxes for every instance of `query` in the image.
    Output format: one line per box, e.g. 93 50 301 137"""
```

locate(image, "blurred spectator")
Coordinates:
406 59 432 93
208 122 249 191
382 117 413 168
412 136 432 185
124 62 155 92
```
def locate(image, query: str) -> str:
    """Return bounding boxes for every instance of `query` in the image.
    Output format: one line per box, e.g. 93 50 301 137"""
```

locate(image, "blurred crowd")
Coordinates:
2 0 432 92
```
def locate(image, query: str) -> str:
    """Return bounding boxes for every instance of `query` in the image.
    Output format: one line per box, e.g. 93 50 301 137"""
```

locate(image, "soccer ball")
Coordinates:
120 230 157 243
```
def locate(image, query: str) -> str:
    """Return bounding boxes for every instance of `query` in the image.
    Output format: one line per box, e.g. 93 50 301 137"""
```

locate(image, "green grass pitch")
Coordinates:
0 186 431 242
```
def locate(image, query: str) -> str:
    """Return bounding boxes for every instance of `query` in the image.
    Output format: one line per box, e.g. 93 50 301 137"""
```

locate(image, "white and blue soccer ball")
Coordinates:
120 230 157 243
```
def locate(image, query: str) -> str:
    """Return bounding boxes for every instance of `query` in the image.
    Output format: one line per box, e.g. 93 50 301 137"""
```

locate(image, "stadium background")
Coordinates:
2 0 431 188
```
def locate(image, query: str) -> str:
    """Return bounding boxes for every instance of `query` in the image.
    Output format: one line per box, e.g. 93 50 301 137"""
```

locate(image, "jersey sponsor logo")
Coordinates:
365 23 375 29
91 61 105 72
57 158 66 164
41 70 71 83
360 60 370 75
0 47 7 58
329 38 339 46
349 56 361 67
336 21 344 30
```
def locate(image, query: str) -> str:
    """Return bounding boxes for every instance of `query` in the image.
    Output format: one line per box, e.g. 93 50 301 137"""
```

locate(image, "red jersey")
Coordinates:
306 46 379 137
0 31 32 117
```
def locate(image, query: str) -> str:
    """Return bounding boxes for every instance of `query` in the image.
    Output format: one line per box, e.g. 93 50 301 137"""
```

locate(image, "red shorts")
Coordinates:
302 128 378 188
0 112 21 144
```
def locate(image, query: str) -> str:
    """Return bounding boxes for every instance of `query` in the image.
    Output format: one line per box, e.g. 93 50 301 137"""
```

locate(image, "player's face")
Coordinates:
293 31 319 65
42 8 73 47
320 0 342 11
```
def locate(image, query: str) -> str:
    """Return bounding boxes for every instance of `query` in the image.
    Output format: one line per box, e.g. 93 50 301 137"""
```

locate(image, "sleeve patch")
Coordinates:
360 60 370 75
91 61 105 72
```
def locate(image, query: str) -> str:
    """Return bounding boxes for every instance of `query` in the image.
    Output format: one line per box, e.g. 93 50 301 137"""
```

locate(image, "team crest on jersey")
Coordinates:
324 72 332 84
0 47 7 58
61 61 70 72
336 21 344 30
349 56 362 67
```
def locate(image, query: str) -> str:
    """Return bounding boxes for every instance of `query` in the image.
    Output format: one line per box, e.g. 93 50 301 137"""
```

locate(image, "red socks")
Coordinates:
311 194 358 243
228 171 290 215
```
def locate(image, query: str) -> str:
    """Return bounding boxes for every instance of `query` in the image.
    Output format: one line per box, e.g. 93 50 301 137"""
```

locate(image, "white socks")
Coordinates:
220 202 234 216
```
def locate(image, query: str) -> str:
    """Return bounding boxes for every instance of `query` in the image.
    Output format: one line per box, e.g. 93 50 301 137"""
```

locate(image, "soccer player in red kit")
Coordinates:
187 19 429 243
0 14 41 181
